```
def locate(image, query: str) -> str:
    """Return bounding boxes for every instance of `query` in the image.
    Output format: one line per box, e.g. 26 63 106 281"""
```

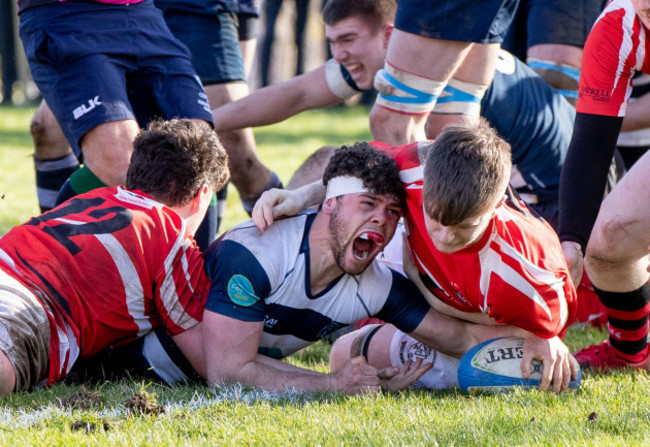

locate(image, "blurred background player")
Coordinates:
260 0 312 87
559 0 650 370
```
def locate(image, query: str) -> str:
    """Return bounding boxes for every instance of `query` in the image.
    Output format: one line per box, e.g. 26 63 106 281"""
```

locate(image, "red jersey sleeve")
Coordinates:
577 2 645 117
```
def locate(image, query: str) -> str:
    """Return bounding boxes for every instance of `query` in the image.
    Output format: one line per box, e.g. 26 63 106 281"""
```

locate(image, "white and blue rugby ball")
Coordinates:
457 336 581 393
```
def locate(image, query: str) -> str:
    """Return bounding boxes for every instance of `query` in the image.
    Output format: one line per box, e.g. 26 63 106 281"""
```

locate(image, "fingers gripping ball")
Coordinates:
457 337 582 393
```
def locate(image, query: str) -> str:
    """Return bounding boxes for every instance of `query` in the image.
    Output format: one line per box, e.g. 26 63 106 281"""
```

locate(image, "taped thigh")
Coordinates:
433 78 488 116
527 58 580 101
374 62 446 115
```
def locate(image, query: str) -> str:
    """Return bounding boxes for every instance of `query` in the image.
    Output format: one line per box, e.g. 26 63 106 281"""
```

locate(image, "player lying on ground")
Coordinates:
0 119 229 394
73 143 525 393
254 121 580 392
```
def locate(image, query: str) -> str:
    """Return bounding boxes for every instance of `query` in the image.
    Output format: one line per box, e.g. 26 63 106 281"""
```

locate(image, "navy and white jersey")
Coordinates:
204 212 430 359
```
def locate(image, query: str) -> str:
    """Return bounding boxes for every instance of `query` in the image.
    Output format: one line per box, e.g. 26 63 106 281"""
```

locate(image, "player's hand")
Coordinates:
646 244 650 273
561 241 584 287
521 334 578 393
379 358 433 392
252 188 302 231
331 356 382 394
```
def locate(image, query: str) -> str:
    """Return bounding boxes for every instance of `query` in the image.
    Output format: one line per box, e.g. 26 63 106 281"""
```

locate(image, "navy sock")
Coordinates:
34 153 79 212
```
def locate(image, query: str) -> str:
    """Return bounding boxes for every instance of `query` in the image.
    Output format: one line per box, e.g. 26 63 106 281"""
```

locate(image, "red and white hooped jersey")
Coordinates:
0 187 208 386
372 142 577 339
577 0 650 117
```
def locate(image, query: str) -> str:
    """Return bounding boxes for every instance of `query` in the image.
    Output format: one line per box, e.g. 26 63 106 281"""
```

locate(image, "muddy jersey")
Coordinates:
577 0 650 117
204 212 430 359
0 187 208 385
373 141 577 339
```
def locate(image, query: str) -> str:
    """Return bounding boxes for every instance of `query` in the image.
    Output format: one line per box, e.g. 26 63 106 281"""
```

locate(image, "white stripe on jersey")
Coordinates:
399 165 424 186
479 245 552 321
95 233 151 337
160 229 200 329
481 231 568 327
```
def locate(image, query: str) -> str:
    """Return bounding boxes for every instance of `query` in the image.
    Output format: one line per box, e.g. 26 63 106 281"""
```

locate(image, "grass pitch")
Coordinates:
0 105 649 446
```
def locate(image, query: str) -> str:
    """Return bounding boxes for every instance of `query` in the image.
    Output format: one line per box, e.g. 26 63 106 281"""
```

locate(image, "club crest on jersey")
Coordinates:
227 275 259 307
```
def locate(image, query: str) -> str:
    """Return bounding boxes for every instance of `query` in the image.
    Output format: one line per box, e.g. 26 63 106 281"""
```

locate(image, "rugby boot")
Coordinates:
574 339 650 371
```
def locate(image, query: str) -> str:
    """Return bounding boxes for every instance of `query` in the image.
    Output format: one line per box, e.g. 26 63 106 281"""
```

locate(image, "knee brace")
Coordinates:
527 58 580 102
374 61 446 115
432 78 488 116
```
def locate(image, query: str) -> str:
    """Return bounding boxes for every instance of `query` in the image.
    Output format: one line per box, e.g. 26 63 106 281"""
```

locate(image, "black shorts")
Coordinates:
19 0 212 155
157 5 247 85
503 0 605 58
395 0 519 43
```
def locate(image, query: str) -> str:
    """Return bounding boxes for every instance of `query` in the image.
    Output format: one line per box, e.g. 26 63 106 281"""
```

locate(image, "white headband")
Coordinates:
325 176 369 200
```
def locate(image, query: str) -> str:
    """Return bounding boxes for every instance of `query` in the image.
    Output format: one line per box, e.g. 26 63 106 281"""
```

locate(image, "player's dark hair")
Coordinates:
322 0 396 32
323 141 405 205
422 118 511 226
127 119 229 206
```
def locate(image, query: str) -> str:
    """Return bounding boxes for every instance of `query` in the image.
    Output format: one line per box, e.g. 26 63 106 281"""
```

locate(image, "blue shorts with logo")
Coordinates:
502 0 604 59
395 0 520 44
19 0 213 156
156 3 247 85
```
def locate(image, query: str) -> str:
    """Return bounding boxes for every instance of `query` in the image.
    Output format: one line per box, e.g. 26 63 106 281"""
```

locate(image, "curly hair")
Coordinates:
322 0 396 32
323 141 405 204
422 118 511 226
126 119 229 207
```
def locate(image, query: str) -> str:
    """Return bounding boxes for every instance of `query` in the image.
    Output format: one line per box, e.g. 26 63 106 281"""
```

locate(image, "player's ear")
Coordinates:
383 24 394 48
191 183 210 212
322 197 336 215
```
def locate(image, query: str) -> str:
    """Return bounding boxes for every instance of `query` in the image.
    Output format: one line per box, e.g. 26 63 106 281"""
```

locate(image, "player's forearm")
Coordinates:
292 180 327 209
558 113 623 250
212 85 311 132
207 355 335 392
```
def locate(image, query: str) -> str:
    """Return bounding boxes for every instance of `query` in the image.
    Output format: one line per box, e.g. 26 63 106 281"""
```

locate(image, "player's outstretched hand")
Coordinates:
521 334 578 393
331 356 382 394
561 241 584 288
379 358 433 392
252 188 301 231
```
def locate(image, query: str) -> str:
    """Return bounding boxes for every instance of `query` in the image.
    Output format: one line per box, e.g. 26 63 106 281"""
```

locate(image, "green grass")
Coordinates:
0 105 648 446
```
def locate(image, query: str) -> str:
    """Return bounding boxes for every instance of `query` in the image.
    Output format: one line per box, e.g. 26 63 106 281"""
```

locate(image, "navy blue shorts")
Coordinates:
19 0 213 156
503 0 604 58
395 0 519 44
156 5 247 85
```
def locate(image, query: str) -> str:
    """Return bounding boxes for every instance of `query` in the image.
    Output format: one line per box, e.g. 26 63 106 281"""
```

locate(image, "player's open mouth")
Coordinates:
353 231 384 261
346 63 363 75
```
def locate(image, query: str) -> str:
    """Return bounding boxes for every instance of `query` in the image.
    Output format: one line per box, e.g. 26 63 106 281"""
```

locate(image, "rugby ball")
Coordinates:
457 337 581 393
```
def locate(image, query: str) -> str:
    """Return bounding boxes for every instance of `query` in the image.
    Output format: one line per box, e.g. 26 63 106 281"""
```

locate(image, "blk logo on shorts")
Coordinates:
73 96 102 119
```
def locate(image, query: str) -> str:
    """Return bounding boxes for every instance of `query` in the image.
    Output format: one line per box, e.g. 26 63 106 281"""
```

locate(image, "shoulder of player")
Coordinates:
218 213 313 263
